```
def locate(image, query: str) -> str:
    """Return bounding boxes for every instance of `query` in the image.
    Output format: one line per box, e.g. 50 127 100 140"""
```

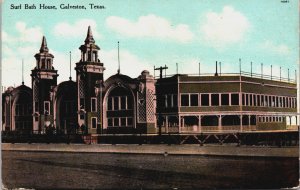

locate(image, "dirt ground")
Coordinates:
2 151 298 189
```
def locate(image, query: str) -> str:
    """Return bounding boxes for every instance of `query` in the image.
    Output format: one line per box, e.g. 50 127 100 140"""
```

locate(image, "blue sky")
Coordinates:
2 0 299 87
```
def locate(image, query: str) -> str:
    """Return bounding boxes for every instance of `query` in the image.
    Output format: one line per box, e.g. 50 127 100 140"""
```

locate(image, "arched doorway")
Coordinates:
55 81 77 134
13 91 32 133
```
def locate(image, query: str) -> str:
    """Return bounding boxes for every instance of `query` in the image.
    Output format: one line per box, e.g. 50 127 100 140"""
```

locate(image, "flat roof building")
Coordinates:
155 73 297 133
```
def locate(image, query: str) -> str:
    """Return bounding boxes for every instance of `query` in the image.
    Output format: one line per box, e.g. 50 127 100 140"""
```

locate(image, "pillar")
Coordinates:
248 115 251 130
178 115 181 133
166 116 168 133
239 115 243 131
198 115 201 133
218 115 222 131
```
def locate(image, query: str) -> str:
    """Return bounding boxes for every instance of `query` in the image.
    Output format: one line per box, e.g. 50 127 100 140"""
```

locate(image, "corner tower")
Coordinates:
75 26 105 134
31 36 58 133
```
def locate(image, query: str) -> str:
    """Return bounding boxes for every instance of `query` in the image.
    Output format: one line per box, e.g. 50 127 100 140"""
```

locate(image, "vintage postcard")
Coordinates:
1 0 299 189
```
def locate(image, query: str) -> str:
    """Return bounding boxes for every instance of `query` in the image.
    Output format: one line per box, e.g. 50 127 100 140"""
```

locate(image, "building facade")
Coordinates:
156 74 297 133
2 27 298 134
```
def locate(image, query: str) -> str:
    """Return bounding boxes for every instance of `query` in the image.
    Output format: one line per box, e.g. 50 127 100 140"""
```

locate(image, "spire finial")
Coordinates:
117 41 120 74
69 51 72 80
40 36 49 53
85 26 95 44
214 61 218 76
22 59 24 85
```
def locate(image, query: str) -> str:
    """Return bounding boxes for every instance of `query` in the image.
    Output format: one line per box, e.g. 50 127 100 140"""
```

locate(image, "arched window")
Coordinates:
107 86 134 127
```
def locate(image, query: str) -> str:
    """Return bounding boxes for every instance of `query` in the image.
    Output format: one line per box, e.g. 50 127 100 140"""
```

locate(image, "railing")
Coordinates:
154 71 296 84
158 125 258 133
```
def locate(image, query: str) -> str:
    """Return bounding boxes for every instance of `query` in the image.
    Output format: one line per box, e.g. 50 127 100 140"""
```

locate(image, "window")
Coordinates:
47 60 51 69
181 94 189 106
245 94 249 106
249 94 253 106
201 94 209 106
91 98 97 112
114 118 119 126
283 97 286 107
121 118 126 126
268 96 272 107
231 94 239 106
127 117 133 126
108 118 113 127
166 94 178 108
44 101 50 115
88 51 92 61
221 94 229 106
211 94 219 106
242 94 245 105
91 117 97 129
127 97 133 109
260 95 264 106
108 97 112 110
190 94 199 106
41 59 45 69
113 97 119 110
167 94 172 107
264 96 268 107
257 95 261 106
272 96 275 107
253 95 257 106
121 96 126 110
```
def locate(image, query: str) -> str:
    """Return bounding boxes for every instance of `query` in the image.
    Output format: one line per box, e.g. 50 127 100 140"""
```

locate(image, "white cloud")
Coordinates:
50 48 81 83
2 22 43 44
15 22 43 43
100 49 153 79
200 6 250 48
260 40 290 55
106 14 194 43
53 19 101 39
2 22 44 87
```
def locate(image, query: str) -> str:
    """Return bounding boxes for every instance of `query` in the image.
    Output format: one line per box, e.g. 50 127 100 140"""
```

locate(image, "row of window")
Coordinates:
15 121 32 130
179 93 239 107
107 96 133 111
242 93 297 108
173 93 296 108
15 104 32 116
107 117 133 127
80 98 98 112
258 116 285 123
37 59 51 70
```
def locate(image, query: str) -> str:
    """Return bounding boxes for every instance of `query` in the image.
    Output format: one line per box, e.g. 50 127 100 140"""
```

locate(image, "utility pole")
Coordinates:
154 65 168 136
